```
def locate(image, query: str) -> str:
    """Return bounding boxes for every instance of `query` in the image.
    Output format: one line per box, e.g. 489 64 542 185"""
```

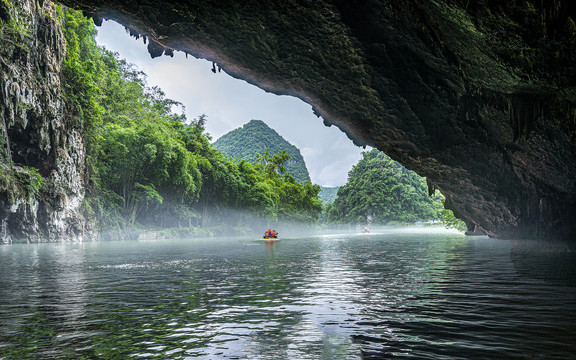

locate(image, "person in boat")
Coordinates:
264 229 278 238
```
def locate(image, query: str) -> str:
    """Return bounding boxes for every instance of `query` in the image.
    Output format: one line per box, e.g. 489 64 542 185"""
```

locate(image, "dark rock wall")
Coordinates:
0 0 88 243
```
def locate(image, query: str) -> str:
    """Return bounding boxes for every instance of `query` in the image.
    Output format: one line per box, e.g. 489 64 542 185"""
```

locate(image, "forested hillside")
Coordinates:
213 120 311 184
319 186 339 204
326 149 445 225
61 9 323 235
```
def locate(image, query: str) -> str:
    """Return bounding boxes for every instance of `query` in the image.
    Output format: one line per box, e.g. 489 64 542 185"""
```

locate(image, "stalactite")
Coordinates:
127 27 140 40
0 117 11 166
147 39 166 58
508 94 543 142
426 178 436 196
0 77 13 166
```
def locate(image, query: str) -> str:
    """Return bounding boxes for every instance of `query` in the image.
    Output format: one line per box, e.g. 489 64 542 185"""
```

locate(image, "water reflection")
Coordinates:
264 239 277 252
0 232 575 359
282 236 366 358
510 239 576 286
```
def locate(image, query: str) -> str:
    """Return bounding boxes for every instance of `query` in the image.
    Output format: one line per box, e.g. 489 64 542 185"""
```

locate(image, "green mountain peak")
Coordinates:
213 120 311 183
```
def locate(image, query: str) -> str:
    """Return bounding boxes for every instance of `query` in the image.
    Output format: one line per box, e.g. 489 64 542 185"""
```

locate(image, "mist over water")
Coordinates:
1 229 575 359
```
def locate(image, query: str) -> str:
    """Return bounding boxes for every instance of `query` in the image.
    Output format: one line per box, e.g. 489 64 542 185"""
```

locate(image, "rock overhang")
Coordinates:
58 0 576 241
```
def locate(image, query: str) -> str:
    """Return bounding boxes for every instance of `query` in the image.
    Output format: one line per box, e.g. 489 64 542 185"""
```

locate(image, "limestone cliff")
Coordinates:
0 0 87 243
59 0 576 241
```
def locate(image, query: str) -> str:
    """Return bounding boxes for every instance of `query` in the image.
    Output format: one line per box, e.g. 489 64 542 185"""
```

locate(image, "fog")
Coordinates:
122 202 461 242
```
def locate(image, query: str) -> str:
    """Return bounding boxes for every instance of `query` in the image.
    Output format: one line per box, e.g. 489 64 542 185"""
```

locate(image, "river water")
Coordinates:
1 228 575 359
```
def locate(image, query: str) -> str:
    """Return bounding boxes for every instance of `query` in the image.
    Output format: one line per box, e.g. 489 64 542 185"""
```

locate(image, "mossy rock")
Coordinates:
566 17 576 37
0 0 11 23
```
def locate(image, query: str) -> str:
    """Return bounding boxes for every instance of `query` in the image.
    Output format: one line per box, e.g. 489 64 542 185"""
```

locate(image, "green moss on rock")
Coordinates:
0 0 10 23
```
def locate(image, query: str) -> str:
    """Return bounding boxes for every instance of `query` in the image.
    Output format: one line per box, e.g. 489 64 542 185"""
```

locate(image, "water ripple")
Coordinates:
1 234 576 359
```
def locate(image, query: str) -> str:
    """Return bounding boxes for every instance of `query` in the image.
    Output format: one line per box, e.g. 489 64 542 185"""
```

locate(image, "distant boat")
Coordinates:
263 229 278 239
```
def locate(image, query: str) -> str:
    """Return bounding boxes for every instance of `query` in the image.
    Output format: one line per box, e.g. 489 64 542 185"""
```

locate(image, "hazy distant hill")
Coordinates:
319 186 339 204
213 120 311 183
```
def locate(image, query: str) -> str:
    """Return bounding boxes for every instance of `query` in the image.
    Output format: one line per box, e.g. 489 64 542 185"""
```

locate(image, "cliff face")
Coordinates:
59 0 576 241
0 0 87 243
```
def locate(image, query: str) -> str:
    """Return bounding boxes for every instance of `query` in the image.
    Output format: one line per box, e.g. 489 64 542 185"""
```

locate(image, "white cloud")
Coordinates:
95 20 364 186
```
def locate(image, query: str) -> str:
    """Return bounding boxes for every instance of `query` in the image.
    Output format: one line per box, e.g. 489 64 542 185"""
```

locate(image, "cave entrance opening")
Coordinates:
92 18 458 228
95 19 365 189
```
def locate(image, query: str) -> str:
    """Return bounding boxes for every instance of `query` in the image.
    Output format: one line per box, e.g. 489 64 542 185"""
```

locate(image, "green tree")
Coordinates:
98 122 202 225
255 148 291 179
214 120 311 184
327 149 444 225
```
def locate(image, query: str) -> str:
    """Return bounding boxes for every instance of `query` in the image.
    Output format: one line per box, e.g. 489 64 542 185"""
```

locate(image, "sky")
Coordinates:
95 20 367 187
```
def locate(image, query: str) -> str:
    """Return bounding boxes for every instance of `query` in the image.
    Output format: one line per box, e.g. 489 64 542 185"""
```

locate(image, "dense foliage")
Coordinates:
61 9 323 234
326 149 445 225
319 186 339 205
213 120 311 184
